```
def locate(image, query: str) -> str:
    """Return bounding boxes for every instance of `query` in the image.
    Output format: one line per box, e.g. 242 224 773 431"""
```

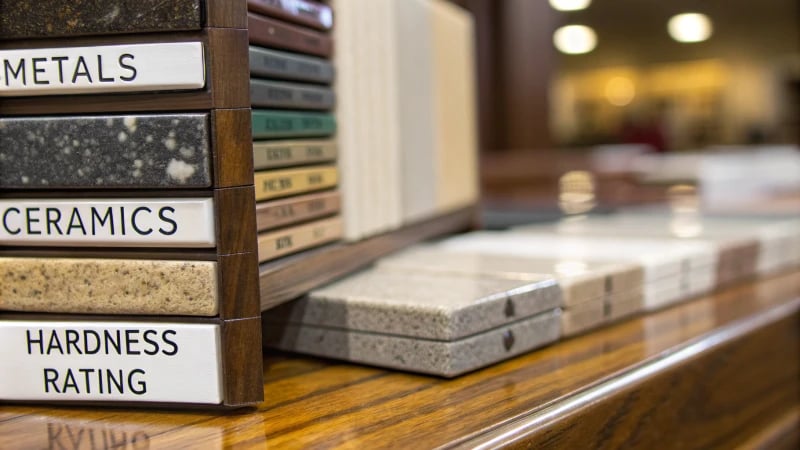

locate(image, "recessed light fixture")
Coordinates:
667 13 713 43
553 25 597 55
549 0 592 12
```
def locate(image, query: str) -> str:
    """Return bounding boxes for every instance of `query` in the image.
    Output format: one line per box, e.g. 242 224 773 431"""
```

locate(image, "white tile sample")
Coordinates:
0 198 215 247
0 42 205 96
264 309 561 377
0 320 222 404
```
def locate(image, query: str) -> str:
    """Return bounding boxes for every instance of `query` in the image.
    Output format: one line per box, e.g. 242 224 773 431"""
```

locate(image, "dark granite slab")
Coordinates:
0 114 212 189
0 0 202 40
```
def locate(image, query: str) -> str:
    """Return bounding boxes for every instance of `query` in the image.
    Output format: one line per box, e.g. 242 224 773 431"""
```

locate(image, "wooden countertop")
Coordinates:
2 271 799 449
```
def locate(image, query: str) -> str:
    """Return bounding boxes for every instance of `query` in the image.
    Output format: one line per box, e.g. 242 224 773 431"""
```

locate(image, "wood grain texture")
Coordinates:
211 109 254 188
206 0 248 29
258 205 478 310
220 317 264 406
0 29 248 116
2 271 798 447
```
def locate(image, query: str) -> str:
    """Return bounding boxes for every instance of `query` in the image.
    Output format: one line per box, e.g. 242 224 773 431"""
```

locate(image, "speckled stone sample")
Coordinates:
0 114 211 189
0 257 218 316
0 0 202 39
377 247 644 307
609 289 644 321
267 269 561 341
560 299 604 337
264 309 561 377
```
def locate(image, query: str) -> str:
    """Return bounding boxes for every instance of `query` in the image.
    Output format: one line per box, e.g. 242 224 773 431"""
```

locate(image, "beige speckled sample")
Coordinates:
560 298 605 337
0 257 218 316
267 267 561 341
376 246 644 307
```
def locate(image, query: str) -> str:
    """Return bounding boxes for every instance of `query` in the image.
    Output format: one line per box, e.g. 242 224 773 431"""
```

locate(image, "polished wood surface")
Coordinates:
3 270 798 448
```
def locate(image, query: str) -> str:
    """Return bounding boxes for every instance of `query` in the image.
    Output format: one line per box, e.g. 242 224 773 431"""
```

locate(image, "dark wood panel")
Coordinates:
217 252 260 319
213 186 256 255
211 109 255 188
258 206 478 310
206 0 247 29
220 317 264 406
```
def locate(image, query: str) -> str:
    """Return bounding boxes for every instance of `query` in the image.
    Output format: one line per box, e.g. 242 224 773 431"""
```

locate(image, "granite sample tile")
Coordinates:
377 247 644 307
267 269 561 341
0 114 211 188
249 46 335 84
0 257 218 316
0 0 202 39
264 309 561 377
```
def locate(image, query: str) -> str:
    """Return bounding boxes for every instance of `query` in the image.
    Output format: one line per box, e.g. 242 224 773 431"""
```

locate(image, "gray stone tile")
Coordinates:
266 268 561 341
264 309 561 377
0 114 211 188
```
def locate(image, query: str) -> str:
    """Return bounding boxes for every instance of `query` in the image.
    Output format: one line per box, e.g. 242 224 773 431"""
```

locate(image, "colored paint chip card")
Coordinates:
250 79 335 110
249 46 334 84
253 139 337 170
251 110 336 139
0 198 215 247
254 165 338 201
0 320 223 404
256 190 341 232
0 42 205 97
257 216 342 262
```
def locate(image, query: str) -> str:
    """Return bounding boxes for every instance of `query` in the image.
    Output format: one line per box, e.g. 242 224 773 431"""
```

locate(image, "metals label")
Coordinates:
0 42 205 96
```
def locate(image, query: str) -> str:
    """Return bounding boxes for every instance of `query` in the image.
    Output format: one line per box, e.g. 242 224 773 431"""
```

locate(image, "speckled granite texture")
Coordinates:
0 0 201 39
264 309 561 377
267 269 561 341
0 114 211 189
0 257 218 316
560 299 605 337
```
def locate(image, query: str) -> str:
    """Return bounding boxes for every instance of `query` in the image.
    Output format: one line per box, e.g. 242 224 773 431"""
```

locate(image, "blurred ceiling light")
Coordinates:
553 25 597 55
667 13 713 43
605 77 635 106
549 0 592 12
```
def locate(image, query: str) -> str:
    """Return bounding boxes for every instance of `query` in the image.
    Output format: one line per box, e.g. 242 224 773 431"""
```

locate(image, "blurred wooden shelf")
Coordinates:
2 270 799 449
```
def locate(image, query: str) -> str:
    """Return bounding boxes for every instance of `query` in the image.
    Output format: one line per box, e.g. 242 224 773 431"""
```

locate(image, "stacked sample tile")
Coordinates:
0 0 262 407
333 0 479 241
264 266 562 376
439 231 717 312
375 247 644 336
247 0 343 262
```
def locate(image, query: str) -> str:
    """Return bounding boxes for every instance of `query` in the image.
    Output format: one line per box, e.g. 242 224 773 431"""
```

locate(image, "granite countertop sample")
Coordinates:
376 247 644 307
0 257 218 316
0 0 201 39
0 114 211 189
267 268 561 341
264 309 561 377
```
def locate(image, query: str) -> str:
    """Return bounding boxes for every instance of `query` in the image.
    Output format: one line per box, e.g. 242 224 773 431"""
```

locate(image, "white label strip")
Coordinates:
0 198 216 247
0 321 223 404
0 42 205 96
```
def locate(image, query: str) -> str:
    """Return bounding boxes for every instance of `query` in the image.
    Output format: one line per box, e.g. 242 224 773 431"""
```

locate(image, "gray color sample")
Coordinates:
0 114 211 189
267 269 561 341
250 79 335 110
0 0 202 39
264 309 561 377
249 46 334 84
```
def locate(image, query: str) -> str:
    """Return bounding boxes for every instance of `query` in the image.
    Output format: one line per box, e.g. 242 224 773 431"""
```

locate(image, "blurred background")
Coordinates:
451 0 800 223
